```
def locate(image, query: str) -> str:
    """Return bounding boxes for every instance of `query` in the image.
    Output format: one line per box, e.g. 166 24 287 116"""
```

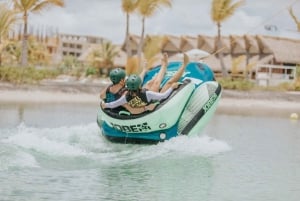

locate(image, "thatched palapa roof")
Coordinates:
259 35 300 64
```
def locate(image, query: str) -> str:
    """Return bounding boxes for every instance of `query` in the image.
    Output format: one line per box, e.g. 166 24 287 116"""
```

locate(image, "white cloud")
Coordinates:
26 0 300 44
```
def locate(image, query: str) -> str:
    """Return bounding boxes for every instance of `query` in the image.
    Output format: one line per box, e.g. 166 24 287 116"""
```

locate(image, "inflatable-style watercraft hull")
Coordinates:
97 61 222 144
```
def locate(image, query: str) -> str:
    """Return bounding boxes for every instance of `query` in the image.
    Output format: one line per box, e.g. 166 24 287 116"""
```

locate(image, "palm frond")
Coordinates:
222 0 245 21
211 0 244 23
288 7 300 31
0 3 17 39
137 0 171 17
122 0 138 13
12 0 23 11
126 56 139 74
31 0 64 13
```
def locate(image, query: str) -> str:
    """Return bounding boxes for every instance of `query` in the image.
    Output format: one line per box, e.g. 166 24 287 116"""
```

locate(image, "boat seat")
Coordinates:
103 80 191 120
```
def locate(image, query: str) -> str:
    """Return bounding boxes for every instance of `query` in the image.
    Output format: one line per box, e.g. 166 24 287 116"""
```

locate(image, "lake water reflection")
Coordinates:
0 103 299 201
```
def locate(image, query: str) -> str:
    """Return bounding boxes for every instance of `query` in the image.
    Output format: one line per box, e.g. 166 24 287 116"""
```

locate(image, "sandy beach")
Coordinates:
1 82 300 117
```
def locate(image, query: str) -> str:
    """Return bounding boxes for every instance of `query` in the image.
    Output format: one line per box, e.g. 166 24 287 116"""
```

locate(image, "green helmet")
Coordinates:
109 68 126 84
126 74 142 91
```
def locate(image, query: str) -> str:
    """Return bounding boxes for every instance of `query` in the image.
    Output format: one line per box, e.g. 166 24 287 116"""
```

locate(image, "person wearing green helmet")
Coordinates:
99 66 155 114
99 68 127 103
101 53 189 114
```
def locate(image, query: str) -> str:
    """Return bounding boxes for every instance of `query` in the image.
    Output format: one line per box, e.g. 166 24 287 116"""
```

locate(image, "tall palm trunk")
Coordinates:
125 13 132 57
21 11 28 66
0 36 2 66
245 51 250 80
137 17 145 71
216 22 228 77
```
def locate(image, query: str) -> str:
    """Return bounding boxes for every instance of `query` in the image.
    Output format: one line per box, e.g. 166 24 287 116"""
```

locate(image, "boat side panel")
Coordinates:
187 92 221 136
101 122 178 143
143 62 215 87
99 83 195 134
178 81 222 135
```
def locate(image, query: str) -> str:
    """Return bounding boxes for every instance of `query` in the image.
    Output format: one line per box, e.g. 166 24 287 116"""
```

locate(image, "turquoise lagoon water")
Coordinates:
0 103 299 201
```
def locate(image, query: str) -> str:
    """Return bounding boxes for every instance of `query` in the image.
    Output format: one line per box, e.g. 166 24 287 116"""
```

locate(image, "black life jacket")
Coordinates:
105 84 127 103
125 89 148 108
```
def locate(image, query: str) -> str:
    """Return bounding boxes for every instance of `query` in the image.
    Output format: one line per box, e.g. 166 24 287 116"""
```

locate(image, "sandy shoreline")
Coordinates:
1 82 300 117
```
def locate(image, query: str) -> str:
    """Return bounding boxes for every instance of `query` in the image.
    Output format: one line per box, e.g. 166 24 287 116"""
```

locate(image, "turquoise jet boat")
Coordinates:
97 61 222 144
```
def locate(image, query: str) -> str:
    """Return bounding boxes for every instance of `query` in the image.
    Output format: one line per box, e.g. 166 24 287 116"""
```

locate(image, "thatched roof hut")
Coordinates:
231 35 246 54
244 35 260 54
203 54 232 72
180 35 197 52
218 36 231 54
197 35 215 54
258 35 300 64
256 35 273 54
161 35 181 56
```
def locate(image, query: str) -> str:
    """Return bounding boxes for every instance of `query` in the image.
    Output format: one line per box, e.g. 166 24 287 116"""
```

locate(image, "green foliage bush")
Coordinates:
217 78 255 90
0 66 59 84
85 67 97 76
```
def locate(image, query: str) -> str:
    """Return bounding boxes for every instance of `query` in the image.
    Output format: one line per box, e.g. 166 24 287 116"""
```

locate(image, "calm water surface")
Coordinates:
0 103 299 201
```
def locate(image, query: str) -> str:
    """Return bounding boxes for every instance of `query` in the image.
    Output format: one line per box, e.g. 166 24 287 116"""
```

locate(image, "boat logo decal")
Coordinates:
159 123 167 128
165 71 190 77
110 122 151 133
203 93 217 113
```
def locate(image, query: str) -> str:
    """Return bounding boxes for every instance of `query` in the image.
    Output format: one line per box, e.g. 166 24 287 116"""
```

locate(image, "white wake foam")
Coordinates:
1 123 231 168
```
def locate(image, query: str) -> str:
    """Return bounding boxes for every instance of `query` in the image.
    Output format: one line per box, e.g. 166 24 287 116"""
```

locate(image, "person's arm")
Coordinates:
145 87 173 102
122 103 158 114
99 87 108 100
101 95 127 109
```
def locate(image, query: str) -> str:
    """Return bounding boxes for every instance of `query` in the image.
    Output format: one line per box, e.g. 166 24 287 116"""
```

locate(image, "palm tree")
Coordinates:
143 35 163 68
0 3 17 66
88 40 120 76
2 40 22 65
288 6 300 32
27 35 50 66
13 0 64 67
211 0 244 77
136 0 172 71
121 0 138 58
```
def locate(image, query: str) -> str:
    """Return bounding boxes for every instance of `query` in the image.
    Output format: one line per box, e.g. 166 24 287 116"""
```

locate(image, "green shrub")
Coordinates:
85 67 97 76
0 66 59 84
217 78 255 90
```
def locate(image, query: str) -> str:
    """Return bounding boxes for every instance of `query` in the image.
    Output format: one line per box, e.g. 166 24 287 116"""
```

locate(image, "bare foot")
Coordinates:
143 59 148 69
183 53 189 66
161 53 168 67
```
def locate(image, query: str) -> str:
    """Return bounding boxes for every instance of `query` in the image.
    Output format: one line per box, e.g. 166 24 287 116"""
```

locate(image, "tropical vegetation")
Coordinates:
86 40 120 76
135 0 172 71
0 3 17 66
121 0 138 58
0 0 299 92
12 0 65 66
211 0 245 77
288 6 300 32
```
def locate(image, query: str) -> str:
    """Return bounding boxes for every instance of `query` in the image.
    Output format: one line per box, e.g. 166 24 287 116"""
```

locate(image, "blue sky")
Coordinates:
15 0 300 44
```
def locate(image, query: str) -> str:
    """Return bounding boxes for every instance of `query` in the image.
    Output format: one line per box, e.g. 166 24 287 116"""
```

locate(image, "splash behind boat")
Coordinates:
97 61 222 144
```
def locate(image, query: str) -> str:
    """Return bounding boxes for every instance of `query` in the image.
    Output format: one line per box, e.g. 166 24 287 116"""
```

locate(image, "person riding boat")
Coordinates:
99 68 126 103
99 66 154 115
101 74 179 113
101 53 189 114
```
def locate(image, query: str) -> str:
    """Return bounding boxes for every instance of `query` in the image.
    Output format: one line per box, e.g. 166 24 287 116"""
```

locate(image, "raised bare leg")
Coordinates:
144 53 168 92
139 59 148 83
160 53 189 93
